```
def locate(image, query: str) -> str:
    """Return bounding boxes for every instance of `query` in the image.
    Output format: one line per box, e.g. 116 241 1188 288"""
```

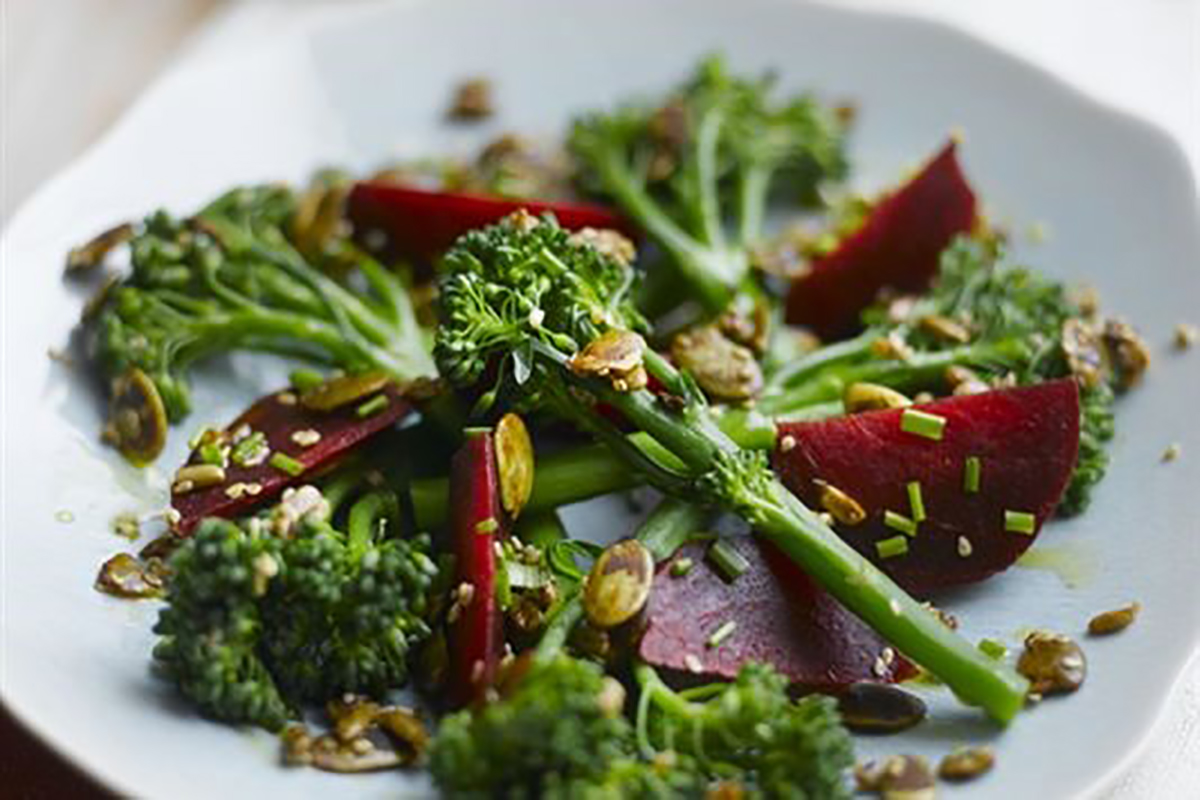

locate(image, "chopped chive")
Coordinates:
231 431 268 467
883 510 918 538
900 408 946 441
670 557 694 578
708 540 749 583
198 442 226 467
706 620 738 649
1004 510 1036 535
906 481 926 523
476 517 499 535
978 639 1009 661
355 394 390 418
964 456 981 494
875 536 909 559
289 368 325 393
269 452 305 477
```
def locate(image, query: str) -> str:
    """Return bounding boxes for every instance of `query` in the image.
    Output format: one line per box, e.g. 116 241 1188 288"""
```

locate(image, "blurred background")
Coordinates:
1 0 1197 797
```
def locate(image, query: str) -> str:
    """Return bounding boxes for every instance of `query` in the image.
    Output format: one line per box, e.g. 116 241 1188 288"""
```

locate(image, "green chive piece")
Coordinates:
355 394 390 418
884 510 918 538
900 408 946 441
706 620 738 649
231 431 268 467
289 368 325 393
964 456 981 494
670 557 694 578
708 540 749 583
876 536 910 559
1005 510 1036 535
906 481 926 523
476 517 499 535
198 442 226 467
269 452 304 477
979 639 1009 661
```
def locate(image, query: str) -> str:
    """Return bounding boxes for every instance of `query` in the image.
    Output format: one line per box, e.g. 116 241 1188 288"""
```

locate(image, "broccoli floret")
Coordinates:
636 663 854 799
152 489 438 729
571 55 848 313
87 183 434 446
429 656 634 797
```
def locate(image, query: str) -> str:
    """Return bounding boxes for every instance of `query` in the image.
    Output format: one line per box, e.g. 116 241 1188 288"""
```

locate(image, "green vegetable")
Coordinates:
429 655 635 797
152 488 438 730
571 55 847 313
635 662 855 798
434 212 1028 722
88 184 434 427
765 236 1117 513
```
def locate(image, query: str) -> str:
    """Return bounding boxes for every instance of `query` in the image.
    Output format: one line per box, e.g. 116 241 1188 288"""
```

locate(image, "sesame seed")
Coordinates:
172 480 195 495
224 483 246 499
684 654 703 674
780 435 797 452
245 482 263 496
881 647 895 666
873 656 888 678
277 391 297 406
957 536 973 558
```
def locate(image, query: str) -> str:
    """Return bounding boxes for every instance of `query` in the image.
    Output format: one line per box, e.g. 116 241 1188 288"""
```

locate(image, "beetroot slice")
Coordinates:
447 429 505 708
639 537 916 690
348 181 633 265
786 139 977 339
772 380 1081 594
171 386 410 534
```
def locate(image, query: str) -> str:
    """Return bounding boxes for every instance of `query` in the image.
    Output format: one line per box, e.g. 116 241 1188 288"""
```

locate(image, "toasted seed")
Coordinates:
855 754 936 798
1101 319 1151 389
174 463 226 489
717 296 771 355
670 325 763 401
1087 602 1140 636
1017 630 1087 695
1161 443 1181 463
569 227 637 266
945 365 990 396
569 330 648 392
844 382 912 413
300 371 391 412
583 539 654 629
814 480 867 526
495 413 534 519
448 77 493 120
919 314 971 344
291 428 322 447
95 553 164 599
939 745 995 781
870 332 914 362
838 683 927 733
1061 318 1106 388
103 367 168 466
1174 323 1197 350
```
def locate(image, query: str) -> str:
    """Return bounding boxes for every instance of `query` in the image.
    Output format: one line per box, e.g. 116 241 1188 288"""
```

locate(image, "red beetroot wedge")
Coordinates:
171 385 410 534
786 139 977 339
639 537 916 690
772 379 1081 594
348 181 633 265
446 428 506 708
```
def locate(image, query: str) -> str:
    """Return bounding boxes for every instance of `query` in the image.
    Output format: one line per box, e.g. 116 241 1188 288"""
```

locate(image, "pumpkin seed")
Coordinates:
1087 602 1140 636
938 745 995 781
838 683 927 733
855 754 936 799
670 325 763 401
1017 630 1086 695
1101 318 1150 389
495 413 534 519
569 329 648 392
918 314 971 344
843 382 912 413
300 371 391 412
102 367 168 465
814 480 867 526
95 553 164 599
569 227 637 266
1061 318 1106 388
583 539 654 629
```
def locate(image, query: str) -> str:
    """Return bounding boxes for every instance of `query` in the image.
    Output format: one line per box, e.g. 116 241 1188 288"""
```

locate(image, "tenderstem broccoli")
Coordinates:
88 184 435 433
152 486 439 730
571 55 848 314
434 211 1028 722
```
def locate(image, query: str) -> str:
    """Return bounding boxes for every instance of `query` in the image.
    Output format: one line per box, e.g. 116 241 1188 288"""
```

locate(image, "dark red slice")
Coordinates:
171 385 410 534
640 537 916 690
772 380 1081 594
447 428 506 708
786 139 977 339
348 181 634 264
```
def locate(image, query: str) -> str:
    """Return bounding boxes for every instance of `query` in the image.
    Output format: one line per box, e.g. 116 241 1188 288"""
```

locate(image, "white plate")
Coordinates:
3 1 1198 797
